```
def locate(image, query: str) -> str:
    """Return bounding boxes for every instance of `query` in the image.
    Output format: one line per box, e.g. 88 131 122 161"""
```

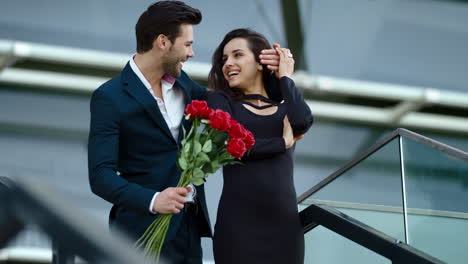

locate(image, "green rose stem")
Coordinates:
135 168 192 263
136 119 203 263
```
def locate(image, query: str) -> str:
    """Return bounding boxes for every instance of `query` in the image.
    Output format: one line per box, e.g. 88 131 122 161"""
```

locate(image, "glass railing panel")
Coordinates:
401 137 468 264
299 137 405 241
304 225 390 264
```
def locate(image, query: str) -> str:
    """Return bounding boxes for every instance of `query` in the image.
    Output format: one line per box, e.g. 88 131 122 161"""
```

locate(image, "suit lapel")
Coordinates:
175 78 193 143
121 64 175 142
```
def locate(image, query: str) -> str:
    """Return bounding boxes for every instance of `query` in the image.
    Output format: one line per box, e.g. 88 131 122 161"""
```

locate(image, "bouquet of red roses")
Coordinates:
136 100 254 261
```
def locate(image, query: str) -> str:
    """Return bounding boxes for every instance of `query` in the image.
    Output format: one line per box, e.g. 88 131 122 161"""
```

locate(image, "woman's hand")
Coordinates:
283 115 304 149
260 43 295 79
276 46 295 79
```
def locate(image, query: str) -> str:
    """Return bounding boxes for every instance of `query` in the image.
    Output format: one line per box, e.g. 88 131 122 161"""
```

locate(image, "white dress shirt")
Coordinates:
129 56 195 214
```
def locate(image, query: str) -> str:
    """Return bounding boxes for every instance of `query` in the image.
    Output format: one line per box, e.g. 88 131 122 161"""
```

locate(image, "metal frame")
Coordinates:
398 136 410 244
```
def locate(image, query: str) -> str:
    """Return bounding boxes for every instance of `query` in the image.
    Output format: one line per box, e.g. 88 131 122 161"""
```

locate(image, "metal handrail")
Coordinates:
0 177 151 264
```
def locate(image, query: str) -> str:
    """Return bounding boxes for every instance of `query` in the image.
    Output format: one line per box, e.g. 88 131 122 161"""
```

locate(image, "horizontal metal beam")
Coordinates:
293 71 468 109
308 101 468 134
0 40 210 81
1 39 467 109
1 70 467 135
0 68 105 94
1 39 468 135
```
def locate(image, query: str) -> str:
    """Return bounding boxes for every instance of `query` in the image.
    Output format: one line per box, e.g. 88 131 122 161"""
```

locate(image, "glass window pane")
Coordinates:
304 226 390 264
402 137 468 264
299 137 405 241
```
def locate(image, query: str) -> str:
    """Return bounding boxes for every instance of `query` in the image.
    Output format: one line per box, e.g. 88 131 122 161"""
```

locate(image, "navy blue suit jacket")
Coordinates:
88 63 212 241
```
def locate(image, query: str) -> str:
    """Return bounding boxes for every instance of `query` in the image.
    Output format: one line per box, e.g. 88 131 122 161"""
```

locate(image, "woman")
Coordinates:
207 28 313 264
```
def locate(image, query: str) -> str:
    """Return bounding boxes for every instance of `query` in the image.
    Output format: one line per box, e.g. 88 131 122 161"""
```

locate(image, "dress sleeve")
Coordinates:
188 74 208 100
277 76 314 136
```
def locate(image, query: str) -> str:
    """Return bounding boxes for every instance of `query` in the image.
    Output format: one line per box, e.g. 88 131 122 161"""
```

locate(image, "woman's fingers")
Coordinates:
294 135 305 141
276 47 285 60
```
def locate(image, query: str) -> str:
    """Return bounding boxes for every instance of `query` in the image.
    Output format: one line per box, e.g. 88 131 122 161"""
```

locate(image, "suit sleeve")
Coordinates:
180 70 208 100
278 76 314 136
191 79 208 100
88 89 155 213
207 91 286 160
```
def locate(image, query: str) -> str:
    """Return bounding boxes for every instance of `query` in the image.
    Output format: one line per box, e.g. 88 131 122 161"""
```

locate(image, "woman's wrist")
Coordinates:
278 73 292 79
283 136 293 149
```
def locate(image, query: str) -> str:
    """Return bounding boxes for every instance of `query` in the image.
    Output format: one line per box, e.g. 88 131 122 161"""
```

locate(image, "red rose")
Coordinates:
243 130 255 150
201 107 214 119
184 100 211 119
227 138 247 159
209 109 231 131
229 121 248 140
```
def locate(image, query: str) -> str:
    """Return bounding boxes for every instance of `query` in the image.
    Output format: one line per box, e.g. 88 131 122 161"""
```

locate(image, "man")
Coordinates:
88 1 283 263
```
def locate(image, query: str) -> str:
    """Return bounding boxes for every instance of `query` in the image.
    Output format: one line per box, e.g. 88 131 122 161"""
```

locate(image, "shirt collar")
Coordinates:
129 55 176 92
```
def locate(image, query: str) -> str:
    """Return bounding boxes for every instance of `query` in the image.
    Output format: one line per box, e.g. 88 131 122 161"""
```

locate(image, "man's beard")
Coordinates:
162 55 181 78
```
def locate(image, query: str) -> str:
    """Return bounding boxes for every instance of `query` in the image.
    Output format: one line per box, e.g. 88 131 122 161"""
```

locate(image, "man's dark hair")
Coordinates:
135 1 202 53
208 28 272 98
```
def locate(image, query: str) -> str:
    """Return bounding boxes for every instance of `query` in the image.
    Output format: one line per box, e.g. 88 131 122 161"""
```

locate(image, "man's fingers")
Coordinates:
272 43 281 49
260 59 279 66
174 195 186 204
174 187 188 196
174 202 184 210
260 48 278 55
186 186 192 193
259 54 279 60
267 65 279 71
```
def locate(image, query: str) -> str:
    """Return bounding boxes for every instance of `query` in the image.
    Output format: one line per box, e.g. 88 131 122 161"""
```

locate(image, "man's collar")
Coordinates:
129 54 176 91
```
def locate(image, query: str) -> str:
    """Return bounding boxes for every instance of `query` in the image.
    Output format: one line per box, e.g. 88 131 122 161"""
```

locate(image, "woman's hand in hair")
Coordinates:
276 47 295 78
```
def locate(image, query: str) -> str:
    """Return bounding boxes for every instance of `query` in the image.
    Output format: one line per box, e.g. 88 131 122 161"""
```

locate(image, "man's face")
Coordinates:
162 24 195 78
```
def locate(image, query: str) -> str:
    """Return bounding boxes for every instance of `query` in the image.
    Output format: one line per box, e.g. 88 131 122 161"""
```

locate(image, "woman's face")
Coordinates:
222 37 263 89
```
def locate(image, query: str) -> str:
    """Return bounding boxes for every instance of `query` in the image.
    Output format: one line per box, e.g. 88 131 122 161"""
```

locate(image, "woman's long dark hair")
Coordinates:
208 28 272 98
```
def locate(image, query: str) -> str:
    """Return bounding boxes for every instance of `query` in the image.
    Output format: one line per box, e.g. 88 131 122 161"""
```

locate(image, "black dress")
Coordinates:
207 77 313 264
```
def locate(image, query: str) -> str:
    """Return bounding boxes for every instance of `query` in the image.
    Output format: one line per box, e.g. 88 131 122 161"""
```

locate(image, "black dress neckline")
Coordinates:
241 94 278 110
